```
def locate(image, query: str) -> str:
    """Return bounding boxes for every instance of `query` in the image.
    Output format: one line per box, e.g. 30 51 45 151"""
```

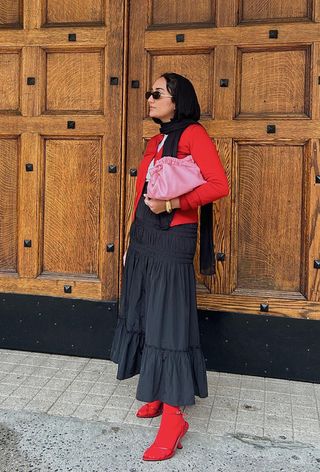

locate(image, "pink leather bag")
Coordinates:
146 154 206 200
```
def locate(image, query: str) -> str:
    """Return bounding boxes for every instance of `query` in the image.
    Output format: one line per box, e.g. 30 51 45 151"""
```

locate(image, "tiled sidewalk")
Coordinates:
0 348 319 447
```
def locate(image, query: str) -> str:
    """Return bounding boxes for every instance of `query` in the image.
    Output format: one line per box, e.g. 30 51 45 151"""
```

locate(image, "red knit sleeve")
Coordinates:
179 125 229 211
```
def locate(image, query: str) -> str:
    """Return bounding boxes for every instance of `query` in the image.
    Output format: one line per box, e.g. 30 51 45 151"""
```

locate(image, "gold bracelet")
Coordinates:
165 200 172 213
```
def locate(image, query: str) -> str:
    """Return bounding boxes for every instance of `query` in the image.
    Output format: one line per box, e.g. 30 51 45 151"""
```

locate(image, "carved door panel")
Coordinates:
0 0 124 300
125 0 320 319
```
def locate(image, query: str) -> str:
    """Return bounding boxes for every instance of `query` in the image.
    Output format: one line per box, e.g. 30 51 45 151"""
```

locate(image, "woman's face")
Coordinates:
147 77 176 123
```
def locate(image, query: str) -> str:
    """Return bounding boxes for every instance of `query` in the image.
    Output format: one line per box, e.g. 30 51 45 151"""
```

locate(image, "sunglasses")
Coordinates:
145 90 173 100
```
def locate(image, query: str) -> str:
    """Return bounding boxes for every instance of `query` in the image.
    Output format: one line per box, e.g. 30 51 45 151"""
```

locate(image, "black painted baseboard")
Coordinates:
0 293 118 359
0 293 319 383
198 309 320 383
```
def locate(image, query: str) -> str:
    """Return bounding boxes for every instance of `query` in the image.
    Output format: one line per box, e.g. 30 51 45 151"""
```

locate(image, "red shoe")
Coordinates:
142 405 189 461
136 400 163 418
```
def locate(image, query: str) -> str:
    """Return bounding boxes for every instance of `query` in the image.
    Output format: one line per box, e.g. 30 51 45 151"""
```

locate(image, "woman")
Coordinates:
110 72 229 461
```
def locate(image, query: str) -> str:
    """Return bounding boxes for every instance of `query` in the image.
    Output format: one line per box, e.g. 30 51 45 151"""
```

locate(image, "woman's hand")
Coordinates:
143 194 166 214
143 194 180 214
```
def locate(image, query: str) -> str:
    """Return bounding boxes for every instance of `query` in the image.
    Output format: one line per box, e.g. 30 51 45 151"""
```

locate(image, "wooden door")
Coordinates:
0 1 124 301
125 0 320 319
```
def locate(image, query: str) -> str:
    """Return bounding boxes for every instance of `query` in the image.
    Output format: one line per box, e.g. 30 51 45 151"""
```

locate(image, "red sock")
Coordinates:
163 403 181 414
143 402 186 460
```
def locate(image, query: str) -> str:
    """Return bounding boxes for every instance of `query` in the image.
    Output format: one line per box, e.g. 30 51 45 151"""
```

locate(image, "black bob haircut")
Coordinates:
152 72 200 124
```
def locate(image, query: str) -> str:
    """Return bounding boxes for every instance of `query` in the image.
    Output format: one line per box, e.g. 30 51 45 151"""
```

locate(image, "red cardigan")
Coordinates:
132 123 230 226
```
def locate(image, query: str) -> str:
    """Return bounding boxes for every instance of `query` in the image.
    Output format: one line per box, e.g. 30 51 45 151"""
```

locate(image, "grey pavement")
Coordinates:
0 348 319 471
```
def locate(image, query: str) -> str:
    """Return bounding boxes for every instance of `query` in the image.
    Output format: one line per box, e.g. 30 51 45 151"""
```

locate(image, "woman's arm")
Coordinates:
178 125 229 211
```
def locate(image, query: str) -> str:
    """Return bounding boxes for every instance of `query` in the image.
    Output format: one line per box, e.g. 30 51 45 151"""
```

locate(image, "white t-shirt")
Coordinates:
145 134 168 182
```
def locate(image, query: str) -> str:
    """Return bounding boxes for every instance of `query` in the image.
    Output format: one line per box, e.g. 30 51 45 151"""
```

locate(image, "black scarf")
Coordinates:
158 118 216 276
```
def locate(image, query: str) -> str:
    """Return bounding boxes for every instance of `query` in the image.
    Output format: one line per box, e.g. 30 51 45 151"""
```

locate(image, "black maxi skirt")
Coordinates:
110 181 208 406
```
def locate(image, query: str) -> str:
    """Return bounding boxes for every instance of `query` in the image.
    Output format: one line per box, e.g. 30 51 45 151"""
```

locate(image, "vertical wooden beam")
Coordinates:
210 138 232 295
214 45 236 120
306 139 320 301
18 133 42 277
21 47 41 117
313 0 320 22
24 0 43 29
100 0 125 300
311 42 320 120
216 0 238 27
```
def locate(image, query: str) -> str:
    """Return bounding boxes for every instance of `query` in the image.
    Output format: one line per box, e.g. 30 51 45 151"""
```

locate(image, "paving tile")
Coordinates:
187 417 209 433
291 394 317 407
47 401 78 417
113 384 137 398
264 414 293 429
0 396 30 410
97 372 119 383
105 395 135 410
12 365 37 375
38 357 70 369
117 376 138 387
52 369 79 380
0 383 17 396
80 394 110 408
216 386 240 398
293 430 320 446
265 380 291 394
88 382 118 396
206 371 219 382
31 367 59 378
74 371 102 383
219 373 241 380
102 362 118 373
291 405 319 420
194 395 216 407
0 363 20 373
265 391 291 404
22 355 47 367
10 385 40 400
1 373 28 385
263 426 293 441
207 420 236 435
58 390 87 404
43 378 72 390
292 417 320 433
218 376 241 388
213 395 239 411
98 407 128 422
21 375 50 388
238 399 264 413
124 410 153 426
23 398 55 413
210 406 237 422
237 410 264 426
31 388 63 402
235 422 264 437
71 404 104 421
240 378 265 390
264 401 291 417
239 389 265 402
85 359 108 368
184 404 212 419
0 352 27 362
65 381 94 393
62 361 88 371
290 381 315 397
82 364 106 374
